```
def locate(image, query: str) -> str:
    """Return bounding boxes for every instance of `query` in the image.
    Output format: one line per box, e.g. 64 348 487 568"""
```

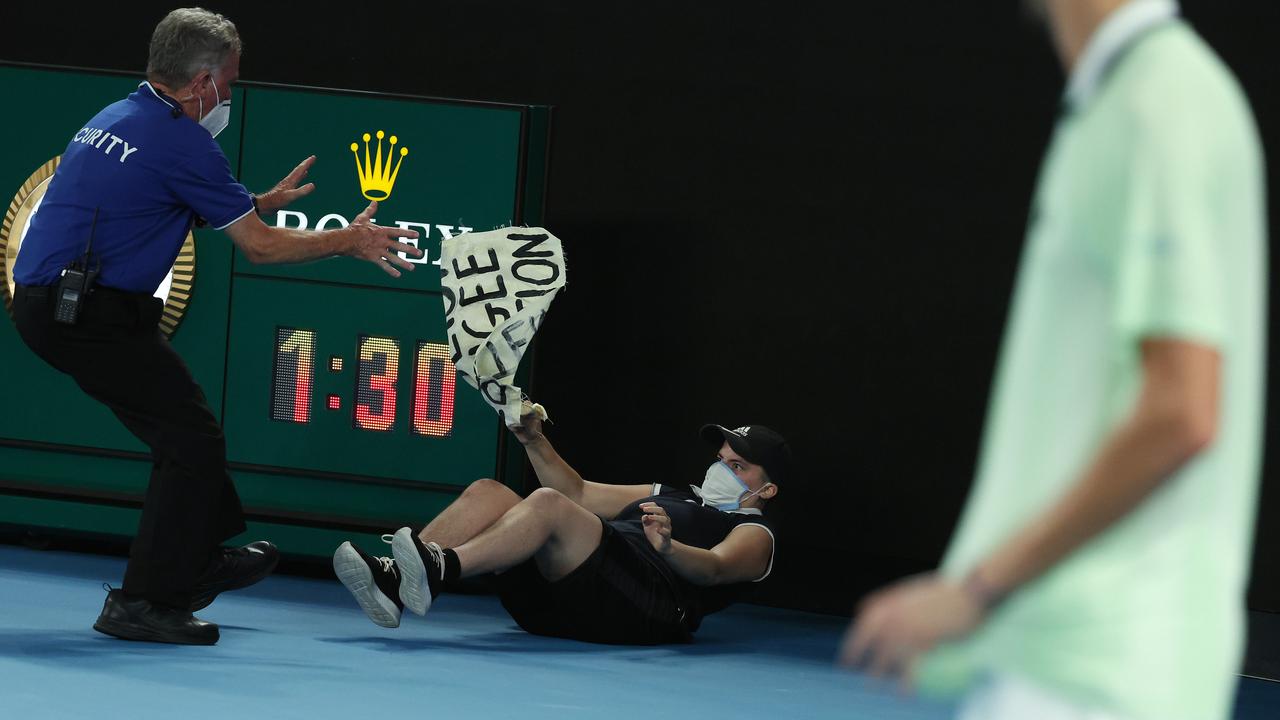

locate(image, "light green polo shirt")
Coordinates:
916 13 1268 720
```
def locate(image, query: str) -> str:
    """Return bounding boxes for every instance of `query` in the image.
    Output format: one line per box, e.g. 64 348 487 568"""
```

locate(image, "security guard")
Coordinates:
11 8 423 645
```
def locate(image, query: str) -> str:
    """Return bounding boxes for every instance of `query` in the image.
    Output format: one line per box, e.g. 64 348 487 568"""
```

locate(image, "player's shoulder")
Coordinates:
1119 23 1254 130
1103 23 1260 169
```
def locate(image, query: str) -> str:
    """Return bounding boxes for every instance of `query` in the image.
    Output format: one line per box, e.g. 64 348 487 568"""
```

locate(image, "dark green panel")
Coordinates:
0 441 468 531
223 277 499 484
0 445 151 496
0 65 548 552
0 495 142 538
233 87 524 291
0 495 411 562
231 470 463 527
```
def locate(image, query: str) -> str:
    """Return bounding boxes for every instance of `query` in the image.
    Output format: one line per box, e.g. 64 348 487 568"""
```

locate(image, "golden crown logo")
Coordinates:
350 130 408 201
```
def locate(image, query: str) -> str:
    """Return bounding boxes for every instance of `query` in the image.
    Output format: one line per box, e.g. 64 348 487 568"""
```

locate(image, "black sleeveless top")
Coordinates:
607 484 775 630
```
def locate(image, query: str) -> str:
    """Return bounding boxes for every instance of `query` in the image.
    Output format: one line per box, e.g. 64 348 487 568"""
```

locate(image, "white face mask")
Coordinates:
185 77 231 138
691 461 769 511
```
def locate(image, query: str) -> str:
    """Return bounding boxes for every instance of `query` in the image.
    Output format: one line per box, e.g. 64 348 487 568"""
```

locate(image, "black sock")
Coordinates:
441 548 461 583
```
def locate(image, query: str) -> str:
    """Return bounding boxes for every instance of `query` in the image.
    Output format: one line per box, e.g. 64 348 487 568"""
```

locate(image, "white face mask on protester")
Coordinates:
183 77 231 138
691 461 770 511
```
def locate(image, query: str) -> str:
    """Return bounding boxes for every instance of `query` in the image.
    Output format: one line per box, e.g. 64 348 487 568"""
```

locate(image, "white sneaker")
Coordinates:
332 540 403 628
390 527 445 616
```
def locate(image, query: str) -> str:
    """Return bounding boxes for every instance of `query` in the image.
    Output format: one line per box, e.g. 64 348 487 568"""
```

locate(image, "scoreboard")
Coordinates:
0 63 551 558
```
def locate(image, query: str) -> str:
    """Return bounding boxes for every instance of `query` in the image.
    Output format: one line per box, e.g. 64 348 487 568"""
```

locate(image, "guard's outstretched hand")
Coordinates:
257 155 318 213
346 200 424 277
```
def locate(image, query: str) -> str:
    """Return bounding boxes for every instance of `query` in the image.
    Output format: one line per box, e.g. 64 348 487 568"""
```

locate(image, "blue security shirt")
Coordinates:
13 82 253 293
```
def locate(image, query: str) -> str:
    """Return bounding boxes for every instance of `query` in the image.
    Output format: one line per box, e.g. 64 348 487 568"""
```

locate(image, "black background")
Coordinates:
3 1 1278 615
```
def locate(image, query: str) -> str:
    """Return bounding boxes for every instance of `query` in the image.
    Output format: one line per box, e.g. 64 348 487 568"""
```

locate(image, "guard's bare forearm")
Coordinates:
241 226 351 265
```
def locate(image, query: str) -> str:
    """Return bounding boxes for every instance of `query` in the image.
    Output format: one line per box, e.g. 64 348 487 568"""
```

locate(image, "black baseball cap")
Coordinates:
699 424 792 484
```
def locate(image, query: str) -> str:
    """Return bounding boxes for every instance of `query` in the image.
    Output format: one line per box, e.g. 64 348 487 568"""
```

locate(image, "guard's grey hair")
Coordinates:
146 7 241 88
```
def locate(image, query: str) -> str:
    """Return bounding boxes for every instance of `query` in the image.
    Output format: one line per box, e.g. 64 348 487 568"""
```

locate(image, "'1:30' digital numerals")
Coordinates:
270 327 457 438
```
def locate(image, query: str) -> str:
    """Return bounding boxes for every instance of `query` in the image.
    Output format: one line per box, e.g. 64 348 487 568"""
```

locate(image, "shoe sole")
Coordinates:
190 547 281 612
391 528 433 617
92 618 219 646
332 542 401 628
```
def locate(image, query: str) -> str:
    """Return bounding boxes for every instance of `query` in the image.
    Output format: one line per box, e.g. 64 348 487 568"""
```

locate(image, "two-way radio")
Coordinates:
53 207 101 325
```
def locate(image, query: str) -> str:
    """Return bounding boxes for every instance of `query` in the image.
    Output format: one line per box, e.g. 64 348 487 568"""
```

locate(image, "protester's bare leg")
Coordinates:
418 478 521 548
452 488 602 582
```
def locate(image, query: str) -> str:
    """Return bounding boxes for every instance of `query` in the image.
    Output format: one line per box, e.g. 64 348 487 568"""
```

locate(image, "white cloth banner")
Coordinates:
439 227 566 426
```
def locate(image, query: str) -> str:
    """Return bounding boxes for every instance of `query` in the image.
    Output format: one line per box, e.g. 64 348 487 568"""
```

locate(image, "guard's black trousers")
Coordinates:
13 283 246 608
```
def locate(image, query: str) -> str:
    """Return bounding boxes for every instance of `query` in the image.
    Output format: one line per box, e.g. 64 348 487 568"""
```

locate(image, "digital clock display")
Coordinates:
271 328 456 438
222 277 497 485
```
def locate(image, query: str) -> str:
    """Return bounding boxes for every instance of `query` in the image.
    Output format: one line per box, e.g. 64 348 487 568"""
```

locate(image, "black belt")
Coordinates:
14 284 51 299
16 283 138 299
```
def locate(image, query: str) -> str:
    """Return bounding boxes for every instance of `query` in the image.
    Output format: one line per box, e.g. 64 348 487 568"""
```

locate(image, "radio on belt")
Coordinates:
54 207 101 325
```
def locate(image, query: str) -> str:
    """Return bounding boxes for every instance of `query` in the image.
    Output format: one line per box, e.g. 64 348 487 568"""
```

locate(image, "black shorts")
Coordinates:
497 519 692 645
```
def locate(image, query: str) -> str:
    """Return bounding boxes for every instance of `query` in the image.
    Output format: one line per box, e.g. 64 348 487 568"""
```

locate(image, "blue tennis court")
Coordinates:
1 543 1277 719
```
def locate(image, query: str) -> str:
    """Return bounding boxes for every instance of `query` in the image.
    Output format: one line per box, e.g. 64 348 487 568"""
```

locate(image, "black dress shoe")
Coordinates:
190 540 280 611
93 589 219 645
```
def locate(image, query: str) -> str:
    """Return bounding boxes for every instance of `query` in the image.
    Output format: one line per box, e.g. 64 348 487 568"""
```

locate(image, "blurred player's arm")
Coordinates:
640 502 772 586
967 338 1219 602
509 413 652 518
843 338 1219 675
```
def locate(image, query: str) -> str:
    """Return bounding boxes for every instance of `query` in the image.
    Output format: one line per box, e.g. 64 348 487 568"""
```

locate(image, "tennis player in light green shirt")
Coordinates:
842 1 1267 718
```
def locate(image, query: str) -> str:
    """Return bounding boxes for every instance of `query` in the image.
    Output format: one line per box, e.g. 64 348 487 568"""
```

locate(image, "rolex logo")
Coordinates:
351 130 408 201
